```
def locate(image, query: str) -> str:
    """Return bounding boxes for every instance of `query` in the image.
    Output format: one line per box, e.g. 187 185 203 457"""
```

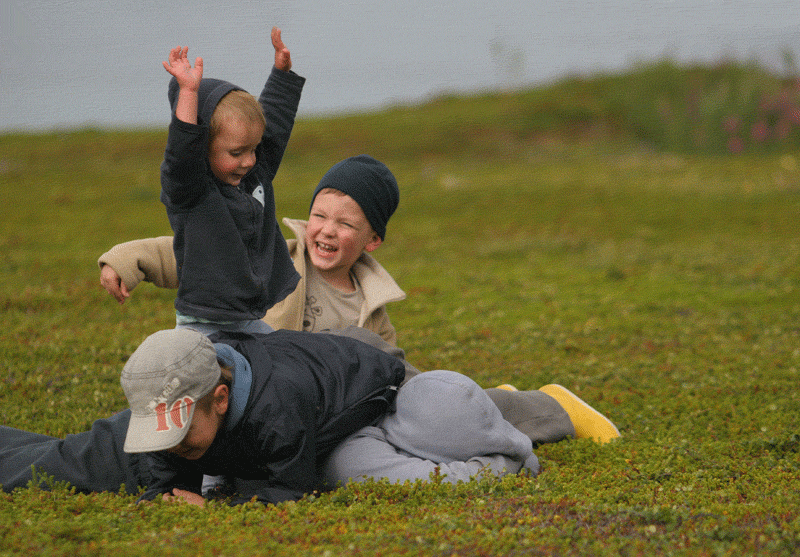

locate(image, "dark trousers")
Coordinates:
485 388 575 445
0 410 149 495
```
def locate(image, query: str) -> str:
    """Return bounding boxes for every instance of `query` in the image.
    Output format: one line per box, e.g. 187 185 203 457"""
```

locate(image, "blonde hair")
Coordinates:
209 90 266 142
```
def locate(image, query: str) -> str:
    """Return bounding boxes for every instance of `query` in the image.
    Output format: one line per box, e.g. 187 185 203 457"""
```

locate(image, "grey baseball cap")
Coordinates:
121 328 221 453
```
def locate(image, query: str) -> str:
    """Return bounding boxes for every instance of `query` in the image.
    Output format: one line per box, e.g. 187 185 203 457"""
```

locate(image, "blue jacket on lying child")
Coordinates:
0 328 548 505
0 328 404 505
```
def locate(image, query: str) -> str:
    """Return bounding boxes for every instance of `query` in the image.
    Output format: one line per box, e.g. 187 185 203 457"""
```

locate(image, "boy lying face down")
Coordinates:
1 328 405 505
3 325 560 506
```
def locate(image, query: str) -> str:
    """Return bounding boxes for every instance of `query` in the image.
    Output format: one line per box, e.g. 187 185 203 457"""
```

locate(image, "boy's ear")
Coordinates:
363 234 382 253
212 384 229 416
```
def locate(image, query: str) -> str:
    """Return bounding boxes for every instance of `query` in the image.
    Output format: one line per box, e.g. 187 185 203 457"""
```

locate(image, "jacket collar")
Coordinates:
213 343 252 431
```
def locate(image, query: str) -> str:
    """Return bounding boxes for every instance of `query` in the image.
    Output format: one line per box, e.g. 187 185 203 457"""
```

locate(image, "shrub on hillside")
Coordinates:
600 57 800 154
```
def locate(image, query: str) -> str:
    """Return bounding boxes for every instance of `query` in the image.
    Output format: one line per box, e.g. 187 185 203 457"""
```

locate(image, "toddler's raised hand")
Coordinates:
162 46 203 90
272 27 292 72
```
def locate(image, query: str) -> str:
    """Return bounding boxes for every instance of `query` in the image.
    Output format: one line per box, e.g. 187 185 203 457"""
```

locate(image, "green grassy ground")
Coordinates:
1 62 799 555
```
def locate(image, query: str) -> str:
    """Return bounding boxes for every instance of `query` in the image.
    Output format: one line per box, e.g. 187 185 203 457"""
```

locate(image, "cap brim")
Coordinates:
123 404 195 453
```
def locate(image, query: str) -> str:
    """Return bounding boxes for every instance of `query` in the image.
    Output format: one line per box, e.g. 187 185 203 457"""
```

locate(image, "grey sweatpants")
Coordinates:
323 369 542 486
327 327 575 446
485 388 575 445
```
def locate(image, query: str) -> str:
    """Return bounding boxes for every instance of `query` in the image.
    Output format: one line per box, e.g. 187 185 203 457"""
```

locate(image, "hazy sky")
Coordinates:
2 0 798 130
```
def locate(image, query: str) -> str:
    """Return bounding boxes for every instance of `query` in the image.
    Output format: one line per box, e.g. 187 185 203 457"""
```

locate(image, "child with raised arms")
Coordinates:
158 27 304 336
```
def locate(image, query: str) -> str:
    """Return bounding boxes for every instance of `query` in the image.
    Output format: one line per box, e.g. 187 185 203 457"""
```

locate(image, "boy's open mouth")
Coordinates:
316 241 337 253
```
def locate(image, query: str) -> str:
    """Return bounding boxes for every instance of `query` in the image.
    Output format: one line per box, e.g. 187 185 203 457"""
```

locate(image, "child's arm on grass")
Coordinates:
163 488 206 507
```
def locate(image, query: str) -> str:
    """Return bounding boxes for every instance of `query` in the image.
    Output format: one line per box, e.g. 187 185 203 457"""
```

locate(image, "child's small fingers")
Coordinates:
272 27 284 48
166 47 181 64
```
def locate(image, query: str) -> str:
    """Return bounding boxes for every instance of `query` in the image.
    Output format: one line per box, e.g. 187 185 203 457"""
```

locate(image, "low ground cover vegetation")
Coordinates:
1 60 799 555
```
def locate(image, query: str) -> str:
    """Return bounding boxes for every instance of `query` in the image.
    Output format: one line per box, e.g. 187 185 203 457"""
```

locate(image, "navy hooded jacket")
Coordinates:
160 67 304 322
140 330 406 505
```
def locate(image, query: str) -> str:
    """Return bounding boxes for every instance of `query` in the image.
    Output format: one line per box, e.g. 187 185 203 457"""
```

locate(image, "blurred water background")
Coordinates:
2 0 798 131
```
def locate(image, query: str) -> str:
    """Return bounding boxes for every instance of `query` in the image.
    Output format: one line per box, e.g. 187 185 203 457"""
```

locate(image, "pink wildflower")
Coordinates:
751 121 769 142
728 137 745 154
775 119 791 140
723 116 740 133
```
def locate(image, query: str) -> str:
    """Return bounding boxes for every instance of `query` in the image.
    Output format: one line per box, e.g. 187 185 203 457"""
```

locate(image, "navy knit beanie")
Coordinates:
310 155 399 240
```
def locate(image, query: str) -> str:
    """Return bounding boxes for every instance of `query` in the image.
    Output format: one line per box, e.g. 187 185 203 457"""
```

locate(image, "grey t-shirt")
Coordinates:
303 260 364 333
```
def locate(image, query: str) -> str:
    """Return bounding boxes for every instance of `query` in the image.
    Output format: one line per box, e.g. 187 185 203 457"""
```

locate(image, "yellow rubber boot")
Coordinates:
538 384 620 443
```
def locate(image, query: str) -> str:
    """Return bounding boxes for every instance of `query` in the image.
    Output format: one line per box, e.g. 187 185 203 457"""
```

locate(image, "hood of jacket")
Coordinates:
168 76 243 126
